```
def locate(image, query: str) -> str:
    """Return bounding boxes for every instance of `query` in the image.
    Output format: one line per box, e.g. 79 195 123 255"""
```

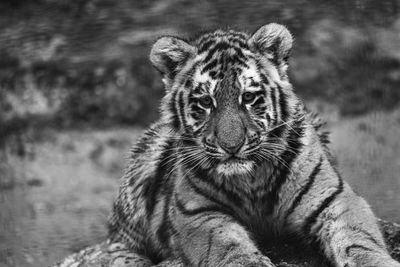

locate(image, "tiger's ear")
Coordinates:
150 36 196 85
249 23 293 76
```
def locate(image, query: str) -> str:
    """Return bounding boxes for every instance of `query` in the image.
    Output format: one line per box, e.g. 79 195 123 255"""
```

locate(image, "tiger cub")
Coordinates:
57 24 400 267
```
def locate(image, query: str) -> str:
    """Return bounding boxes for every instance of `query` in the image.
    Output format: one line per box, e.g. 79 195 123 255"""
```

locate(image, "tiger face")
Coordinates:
150 24 294 176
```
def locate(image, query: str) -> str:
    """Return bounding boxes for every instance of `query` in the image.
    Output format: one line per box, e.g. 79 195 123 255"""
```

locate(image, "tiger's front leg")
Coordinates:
280 152 400 267
289 181 400 267
170 188 274 266
316 191 400 267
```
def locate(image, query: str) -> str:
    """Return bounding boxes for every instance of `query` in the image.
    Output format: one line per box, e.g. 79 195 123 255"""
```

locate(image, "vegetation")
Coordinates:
1 0 399 138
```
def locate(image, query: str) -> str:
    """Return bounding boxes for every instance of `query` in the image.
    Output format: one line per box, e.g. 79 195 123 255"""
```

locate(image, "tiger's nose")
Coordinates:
218 138 245 154
216 124 246 154
216 112 246 154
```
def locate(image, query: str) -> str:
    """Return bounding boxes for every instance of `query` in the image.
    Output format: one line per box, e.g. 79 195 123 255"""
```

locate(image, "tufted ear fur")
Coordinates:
150 36 196 86
249 23 293 76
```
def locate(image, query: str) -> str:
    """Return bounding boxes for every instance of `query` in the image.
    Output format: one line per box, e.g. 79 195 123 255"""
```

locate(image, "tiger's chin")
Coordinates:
216 159 254 176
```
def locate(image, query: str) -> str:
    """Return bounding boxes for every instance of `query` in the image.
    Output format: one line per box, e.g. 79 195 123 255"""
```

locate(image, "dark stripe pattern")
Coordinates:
178 91 189 131
156 179 175 247
175 195 231 217
185 174 246 225
143 140 175 217
193 167 244 208
284 156 323 222
302 175 344 236
345 244 373 256
169 90 180 129
264 113 305 213
268 86 289 139
345 226 383 249
196 31 251 85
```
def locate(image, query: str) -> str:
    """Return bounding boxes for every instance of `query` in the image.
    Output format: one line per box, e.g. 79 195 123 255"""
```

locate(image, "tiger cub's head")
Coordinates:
150 23 297 176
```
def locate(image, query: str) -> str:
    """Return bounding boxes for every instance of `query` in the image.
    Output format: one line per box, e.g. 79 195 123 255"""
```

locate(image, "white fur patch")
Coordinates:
216 160 254 176
192 67 218 95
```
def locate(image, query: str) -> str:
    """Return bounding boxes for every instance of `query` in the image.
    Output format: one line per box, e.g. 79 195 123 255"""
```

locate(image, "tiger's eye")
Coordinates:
199 96 213 108
242 92 256 104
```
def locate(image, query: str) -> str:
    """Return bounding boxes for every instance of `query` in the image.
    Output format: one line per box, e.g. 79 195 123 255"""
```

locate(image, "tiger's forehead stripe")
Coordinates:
196 30 249 50
193 32 255 87
196 31 251 60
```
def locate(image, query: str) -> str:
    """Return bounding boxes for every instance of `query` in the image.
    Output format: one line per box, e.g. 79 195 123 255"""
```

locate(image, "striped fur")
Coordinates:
55 24 400 267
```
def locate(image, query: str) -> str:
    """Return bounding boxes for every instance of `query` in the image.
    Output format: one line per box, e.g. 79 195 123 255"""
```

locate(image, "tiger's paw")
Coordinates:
221 252 275 267
365 257 400 267
348 252 400 267
153 258 184 267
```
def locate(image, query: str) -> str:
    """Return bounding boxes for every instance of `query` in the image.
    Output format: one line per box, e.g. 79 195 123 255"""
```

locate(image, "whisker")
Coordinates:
267 114 306 136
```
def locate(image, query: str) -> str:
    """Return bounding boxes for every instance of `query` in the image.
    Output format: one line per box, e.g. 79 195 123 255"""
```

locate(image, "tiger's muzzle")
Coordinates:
215 108 245 155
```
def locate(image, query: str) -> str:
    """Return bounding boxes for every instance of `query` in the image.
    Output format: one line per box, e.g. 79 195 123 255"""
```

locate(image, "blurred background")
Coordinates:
0 0 399 266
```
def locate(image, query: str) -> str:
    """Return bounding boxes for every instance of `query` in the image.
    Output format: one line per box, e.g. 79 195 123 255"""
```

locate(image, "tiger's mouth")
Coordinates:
216 157 254 176
224 155 244 162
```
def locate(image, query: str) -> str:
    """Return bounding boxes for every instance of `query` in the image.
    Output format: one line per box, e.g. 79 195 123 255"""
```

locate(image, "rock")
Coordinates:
380 220 400 261
26 177 44 187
